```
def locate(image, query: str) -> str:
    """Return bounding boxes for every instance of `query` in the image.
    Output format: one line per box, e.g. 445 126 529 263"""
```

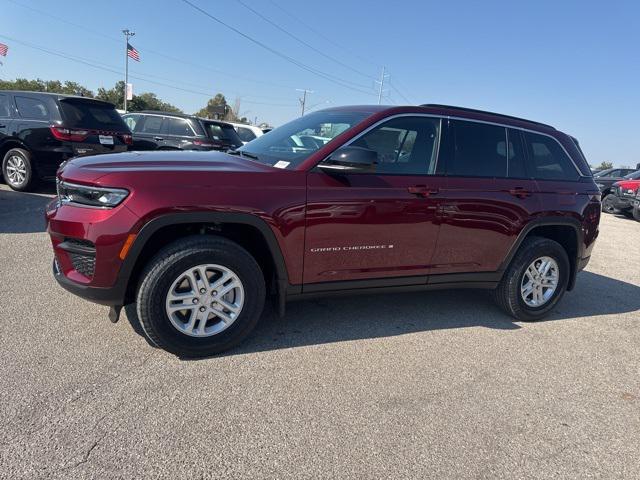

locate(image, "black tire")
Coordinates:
633 207 640 222
2 148 36 191
601 194 619 214
492 236 570 321
136 235 265 357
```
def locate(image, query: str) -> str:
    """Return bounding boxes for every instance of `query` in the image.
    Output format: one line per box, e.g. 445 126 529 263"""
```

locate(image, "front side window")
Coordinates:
122 114 141 131
238 110 370 169
448 120 507 177
139 115 163 134
522 131 579 181
350 117 441 175
15 96 49 120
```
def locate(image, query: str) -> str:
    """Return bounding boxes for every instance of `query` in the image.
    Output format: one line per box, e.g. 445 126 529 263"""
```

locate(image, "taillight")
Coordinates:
119 133 133 145
50 126 89 142
192 139 217 147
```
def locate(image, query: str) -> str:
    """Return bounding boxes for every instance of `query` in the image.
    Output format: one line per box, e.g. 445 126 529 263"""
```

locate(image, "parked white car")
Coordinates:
229 122 264 144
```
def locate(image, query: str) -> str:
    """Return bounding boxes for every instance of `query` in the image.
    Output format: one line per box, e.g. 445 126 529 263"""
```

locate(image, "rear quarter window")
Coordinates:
15 96 50 120
522 131 579 181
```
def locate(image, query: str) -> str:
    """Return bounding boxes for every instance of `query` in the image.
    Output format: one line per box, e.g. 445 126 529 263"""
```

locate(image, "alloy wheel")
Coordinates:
5 154 27 187
520 256 559 308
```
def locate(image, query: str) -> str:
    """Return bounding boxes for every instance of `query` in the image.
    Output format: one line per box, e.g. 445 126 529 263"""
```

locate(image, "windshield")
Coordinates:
203 121 243 147
593 169 613 177
237 110 371 169
623 170 640 180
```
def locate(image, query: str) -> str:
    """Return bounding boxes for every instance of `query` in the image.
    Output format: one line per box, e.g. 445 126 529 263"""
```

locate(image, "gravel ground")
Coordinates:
1 183 639 479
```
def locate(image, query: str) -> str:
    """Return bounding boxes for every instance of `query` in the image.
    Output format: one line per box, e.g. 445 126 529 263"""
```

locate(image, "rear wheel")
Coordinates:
601 194 619 214
136 236 265 357
492 237 570 321
633 207 640 222
2 148 36 191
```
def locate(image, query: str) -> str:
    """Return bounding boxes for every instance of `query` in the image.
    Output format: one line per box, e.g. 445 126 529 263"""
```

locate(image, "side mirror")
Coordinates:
318 146 377 173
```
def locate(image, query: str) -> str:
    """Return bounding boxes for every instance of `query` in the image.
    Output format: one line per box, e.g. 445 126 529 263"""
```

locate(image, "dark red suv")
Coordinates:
46 104 601 357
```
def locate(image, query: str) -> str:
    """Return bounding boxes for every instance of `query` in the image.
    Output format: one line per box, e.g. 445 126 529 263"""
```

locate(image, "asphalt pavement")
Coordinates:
1 183 639 479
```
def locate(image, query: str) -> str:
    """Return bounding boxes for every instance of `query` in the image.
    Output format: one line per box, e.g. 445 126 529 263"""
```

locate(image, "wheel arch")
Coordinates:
0 139 31 161
120 212 290 307
499 218 583 291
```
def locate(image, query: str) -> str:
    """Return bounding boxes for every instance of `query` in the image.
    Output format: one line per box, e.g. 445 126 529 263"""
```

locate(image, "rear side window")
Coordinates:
448 120 506 177
123 114 141 131
522 132 579 181
164 118 194 137
15 96 50 120
0 94 10 117
59 100 128 131
237 126 257 142
139 115 164 134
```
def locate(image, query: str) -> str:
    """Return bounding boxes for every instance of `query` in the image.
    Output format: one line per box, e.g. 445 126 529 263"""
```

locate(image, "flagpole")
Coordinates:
122 29 134 113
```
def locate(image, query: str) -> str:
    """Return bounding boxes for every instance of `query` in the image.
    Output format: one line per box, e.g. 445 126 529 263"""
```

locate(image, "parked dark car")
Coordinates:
122 111 243 152
48 103 600 357
600 170 640 213
0 90 131 191
632 189 640 221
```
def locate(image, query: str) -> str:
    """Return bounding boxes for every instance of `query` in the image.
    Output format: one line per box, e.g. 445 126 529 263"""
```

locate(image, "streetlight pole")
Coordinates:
122 29 135 112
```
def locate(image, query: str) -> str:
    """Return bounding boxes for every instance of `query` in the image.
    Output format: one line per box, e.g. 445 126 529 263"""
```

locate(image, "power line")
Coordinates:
233 0 375 83
180 0 376 96
389 82 413 105
0 34 297 108
5 0 300 93
265 0 380 70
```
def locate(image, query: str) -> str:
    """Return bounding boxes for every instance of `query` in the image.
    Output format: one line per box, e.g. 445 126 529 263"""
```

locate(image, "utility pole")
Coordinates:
297 89 313 116
122 29 135 113
376 66 388 105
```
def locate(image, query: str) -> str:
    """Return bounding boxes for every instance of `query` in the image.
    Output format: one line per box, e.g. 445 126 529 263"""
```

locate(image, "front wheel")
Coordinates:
492 237 570 321
601 194 619 214
136 236 265 357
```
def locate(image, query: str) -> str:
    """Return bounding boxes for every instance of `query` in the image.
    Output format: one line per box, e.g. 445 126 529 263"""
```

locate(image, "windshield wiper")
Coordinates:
228 149 259 160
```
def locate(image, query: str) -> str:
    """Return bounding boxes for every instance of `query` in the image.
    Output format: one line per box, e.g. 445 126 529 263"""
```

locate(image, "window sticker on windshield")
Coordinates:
273 161 290 169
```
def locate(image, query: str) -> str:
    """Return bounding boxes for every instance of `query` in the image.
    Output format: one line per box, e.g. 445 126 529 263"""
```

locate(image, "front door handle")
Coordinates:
508 187 531 199
408 186 439 198
154 136 164 141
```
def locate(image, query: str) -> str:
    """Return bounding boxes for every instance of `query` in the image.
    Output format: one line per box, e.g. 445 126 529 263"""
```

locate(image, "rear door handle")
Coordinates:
508 188 531 199
408 186 439 198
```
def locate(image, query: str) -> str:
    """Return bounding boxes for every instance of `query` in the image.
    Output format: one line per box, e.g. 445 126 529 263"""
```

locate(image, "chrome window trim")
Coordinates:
323 112 584 178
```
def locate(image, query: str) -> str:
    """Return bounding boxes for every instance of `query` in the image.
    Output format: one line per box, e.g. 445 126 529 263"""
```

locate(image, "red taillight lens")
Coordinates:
120 133 133 145
50 126 89 142
192 139 217 147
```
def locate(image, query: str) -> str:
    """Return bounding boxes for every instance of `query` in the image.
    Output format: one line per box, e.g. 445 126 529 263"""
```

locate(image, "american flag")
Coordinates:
0 43 8 57
127 43 140 62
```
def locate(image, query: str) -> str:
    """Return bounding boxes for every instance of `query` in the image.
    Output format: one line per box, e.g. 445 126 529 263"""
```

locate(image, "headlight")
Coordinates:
626 189 635 195
57 180 129 208
595 183 605 189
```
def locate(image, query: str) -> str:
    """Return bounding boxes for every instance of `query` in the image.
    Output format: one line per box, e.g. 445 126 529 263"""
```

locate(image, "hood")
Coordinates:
615 179 640 189
60 150 273 182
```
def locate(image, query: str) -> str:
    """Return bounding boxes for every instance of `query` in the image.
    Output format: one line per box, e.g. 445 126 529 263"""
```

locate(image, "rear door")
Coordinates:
429 120 540 277
303 115 446 286
58 98 131 156
130 114 165 150
161 116 198 149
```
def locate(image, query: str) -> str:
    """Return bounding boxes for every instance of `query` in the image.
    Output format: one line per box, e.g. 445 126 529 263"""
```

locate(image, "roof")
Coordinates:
0 90 109 103
421 104 555 129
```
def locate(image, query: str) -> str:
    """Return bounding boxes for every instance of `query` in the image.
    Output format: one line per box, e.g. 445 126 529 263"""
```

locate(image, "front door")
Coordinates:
303 116 446 286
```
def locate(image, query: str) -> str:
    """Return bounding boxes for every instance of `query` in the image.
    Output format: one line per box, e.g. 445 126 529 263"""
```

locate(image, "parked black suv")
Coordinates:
0 91 131 191
122 111 243 152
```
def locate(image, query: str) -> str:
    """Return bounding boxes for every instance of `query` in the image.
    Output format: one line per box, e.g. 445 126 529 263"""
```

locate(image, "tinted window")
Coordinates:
522 131 579 181
351 117 440 175
15 96 50 120
507 128 527 178
0 94 10 117
123 114 141 131
448 120 506 177
139 115 163 134
165 117 194 136
59 100 128 130
237 127 257 142
203 122 242 146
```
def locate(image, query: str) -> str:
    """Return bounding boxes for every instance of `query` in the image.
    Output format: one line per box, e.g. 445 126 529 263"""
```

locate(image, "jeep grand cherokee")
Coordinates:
46 104 601 357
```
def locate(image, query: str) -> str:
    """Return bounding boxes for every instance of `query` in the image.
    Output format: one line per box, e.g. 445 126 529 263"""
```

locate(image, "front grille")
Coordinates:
69 252 96 278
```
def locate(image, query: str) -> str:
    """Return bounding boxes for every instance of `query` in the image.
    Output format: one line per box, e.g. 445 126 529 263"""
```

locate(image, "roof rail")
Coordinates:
421 104 555 129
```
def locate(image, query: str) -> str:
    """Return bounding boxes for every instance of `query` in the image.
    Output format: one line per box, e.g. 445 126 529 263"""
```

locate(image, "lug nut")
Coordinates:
200 288 206 294
211 291 217 296
192 298 198 304
199 306 206 312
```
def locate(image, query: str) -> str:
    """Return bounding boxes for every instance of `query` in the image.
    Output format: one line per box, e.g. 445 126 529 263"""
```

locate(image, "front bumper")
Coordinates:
53 259 126 306
610 195 634 210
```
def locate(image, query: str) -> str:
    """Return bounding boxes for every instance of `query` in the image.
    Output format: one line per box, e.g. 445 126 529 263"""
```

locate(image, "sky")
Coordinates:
1 0 639 167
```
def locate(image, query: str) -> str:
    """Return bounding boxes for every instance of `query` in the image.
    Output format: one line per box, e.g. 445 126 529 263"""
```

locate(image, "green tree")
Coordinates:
195 94 237 120
596 161 613 170
0 78 93 96
96 81 181 112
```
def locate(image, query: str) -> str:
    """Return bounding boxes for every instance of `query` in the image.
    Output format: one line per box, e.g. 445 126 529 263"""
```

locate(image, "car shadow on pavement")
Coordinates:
122 270 640 360
0 184 56 234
